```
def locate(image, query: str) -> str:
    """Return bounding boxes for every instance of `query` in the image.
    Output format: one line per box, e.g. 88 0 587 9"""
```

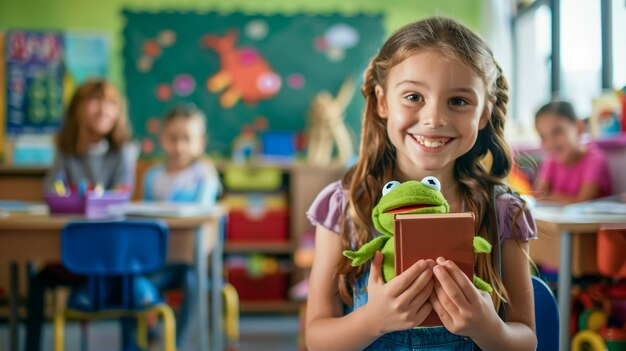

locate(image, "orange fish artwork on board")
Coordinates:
201 31 282 108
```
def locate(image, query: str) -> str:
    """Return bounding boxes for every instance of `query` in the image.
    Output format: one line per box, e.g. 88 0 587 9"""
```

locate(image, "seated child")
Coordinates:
27 79 137 351
139 103 220 348
143 103 220 205
534 100 612 204
531 100 613 276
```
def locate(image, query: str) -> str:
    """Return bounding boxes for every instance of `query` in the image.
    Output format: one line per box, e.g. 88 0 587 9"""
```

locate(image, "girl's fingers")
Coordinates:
407 278 434 311
433 260 471 309
368 251 384 286
433 278 460 316
397 266 433 305
386 259 427 297
414 300 433 325
440 259 480 305
429 289 452 325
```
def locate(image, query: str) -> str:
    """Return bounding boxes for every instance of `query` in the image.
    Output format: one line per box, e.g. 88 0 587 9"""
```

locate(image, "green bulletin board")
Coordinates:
122 11 384 157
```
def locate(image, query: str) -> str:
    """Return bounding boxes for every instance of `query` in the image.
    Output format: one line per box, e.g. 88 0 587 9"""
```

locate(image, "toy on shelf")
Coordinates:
231 125 260 164
590 90 622 138
306 77 355 167
572 282 626 351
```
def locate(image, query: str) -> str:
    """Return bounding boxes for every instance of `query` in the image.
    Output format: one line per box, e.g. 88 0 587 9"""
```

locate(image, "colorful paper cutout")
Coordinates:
287 73 304 90
156 83 172 101
157 30 176 47
173 74 196 96
245 20 269 40
202 31 281 108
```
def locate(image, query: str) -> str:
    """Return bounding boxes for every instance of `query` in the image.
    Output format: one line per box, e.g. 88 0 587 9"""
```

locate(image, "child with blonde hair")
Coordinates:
306 17 537 350
140 103 220 349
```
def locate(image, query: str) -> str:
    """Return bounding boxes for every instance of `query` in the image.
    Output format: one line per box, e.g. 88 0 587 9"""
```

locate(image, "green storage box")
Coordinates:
223 166 283 191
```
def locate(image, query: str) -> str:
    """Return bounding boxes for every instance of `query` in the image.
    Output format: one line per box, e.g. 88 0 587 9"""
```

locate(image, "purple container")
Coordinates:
45 193 86 214
46 191 130 218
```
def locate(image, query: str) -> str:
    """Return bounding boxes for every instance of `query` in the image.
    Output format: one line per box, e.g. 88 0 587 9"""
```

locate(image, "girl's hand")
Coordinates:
364 251 435 335
429 257 501 339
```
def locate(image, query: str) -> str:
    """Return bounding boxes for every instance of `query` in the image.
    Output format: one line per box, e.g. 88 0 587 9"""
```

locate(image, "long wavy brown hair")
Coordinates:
56 79 131 155
337 17 519 312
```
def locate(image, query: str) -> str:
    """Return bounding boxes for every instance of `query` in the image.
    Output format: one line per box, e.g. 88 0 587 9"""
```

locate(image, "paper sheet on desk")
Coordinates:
564 201 626 215
0 200 48 214
108 202 214 217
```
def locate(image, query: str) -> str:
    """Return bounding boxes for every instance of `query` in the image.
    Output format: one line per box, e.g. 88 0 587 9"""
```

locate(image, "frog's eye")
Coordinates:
421 176 441 192
382 181 400 196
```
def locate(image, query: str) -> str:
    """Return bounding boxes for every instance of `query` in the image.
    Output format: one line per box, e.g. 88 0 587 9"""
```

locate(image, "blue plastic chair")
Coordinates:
532 275 559 351
53 219 176 351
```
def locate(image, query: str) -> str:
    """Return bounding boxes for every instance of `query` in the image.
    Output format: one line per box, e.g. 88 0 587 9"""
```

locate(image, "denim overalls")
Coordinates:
345 268 478 351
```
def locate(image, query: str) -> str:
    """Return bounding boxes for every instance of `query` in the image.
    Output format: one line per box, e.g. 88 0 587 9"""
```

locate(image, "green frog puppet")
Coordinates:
342 177 492 293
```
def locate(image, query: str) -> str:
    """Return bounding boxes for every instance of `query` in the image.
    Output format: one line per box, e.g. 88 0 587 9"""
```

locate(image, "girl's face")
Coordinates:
81 97 120 138
535 112 583 165
376 50 489 182
159 117 206 171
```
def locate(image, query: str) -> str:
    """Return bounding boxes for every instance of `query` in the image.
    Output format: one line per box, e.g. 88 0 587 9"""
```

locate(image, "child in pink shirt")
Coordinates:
534 100 612 203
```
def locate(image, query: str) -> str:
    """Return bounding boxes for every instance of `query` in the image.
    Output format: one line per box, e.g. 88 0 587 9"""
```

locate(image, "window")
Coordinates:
560 0 602 118
512 3 551 133
613 0 626 90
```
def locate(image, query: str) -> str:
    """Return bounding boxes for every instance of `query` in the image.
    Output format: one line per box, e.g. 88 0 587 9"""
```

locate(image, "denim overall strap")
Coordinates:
346 267 477 350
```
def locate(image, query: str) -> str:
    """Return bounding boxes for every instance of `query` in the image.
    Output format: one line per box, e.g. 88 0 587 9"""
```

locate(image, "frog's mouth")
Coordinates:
386 204 437 214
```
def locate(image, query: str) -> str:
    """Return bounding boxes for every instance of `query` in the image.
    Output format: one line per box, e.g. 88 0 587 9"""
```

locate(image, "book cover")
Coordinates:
394 212 475 326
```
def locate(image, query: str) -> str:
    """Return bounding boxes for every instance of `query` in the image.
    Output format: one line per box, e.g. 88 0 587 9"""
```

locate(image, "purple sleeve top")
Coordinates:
307 181 537 241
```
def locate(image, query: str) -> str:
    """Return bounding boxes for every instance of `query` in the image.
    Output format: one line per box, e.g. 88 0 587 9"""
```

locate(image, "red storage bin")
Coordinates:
225 193 289 243
228 209 288 242
227 267 288 302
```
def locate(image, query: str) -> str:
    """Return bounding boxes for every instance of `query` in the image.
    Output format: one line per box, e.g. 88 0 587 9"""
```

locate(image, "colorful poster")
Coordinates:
65 32 110 84
0 32 5 157
122 12 384 156
5 30 64 136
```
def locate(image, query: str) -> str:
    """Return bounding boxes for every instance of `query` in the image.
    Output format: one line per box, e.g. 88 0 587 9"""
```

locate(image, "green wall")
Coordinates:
0 0 482 91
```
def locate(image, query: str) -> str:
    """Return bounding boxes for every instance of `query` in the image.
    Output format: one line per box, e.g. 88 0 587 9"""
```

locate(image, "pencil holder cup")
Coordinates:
46 191 130 218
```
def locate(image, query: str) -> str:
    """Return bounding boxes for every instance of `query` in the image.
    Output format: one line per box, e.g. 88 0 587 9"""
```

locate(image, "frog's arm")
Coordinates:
342 236 389 266
473 236 494 293
474 236 492 253
473 275 493 293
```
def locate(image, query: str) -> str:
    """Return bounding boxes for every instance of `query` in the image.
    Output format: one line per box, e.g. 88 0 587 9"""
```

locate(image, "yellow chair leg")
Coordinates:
136 313 148 350
154 304 177 351
53 311 65 351
223 283 240 347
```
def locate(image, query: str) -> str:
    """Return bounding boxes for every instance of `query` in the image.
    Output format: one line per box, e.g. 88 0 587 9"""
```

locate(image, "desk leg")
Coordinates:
9 263 19 351
195 227 209 351
558 230 572 351
211 218 224 351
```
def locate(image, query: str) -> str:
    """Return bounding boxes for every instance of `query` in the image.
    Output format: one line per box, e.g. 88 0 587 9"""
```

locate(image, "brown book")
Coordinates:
394 212 475 326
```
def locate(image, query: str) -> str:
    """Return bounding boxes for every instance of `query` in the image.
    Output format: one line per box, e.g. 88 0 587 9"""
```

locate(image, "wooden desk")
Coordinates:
0 211 226 351
533 206 626 351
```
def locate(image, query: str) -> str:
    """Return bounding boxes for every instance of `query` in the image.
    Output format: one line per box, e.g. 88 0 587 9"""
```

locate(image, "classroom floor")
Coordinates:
0 314 300 351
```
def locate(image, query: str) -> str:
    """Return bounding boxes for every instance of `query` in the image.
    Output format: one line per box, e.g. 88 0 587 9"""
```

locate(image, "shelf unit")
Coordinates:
218 162 345 313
